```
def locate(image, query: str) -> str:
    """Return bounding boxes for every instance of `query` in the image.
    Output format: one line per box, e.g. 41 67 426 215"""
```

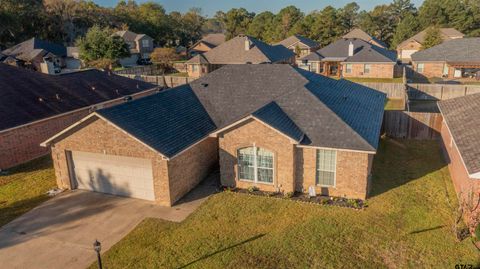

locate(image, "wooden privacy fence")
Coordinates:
383 111 443 140
407 84 480 100
118 74 196 87
114 65 164 76
358 82 406 99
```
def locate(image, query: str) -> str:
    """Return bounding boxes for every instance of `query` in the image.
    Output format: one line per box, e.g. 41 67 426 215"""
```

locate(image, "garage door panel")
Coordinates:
70 151 155 201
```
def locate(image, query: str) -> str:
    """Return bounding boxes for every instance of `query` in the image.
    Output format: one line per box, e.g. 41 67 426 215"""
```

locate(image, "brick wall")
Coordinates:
50 117 172 206
342 63 395 78
412 61 451 78
441 121 480 229
218 118 374 199
0 89 156 170
219 119 296 193
295 147 373 200
167 137 218 205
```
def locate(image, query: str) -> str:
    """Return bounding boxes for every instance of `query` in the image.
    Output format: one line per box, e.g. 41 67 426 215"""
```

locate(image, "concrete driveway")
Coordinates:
0 178 217 269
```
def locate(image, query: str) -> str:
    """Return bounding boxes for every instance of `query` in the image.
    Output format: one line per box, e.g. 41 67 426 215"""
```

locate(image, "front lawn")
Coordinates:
92 139 479 268
0 156 56 227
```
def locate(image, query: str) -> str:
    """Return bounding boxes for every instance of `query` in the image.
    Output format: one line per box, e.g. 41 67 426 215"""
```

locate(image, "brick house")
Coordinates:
274 35 320 59
299 38 399 78
42 64 385 206
438 93 480 229
1 38 82 74
411 38 480 80
397 28 464 63
185 35 295 78
342 28 388 49
0 63 157 170
188 33 226 56
114 30 154 66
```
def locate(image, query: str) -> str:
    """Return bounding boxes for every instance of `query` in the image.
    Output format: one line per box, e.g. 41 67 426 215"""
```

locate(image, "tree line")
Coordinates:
0 0 479 50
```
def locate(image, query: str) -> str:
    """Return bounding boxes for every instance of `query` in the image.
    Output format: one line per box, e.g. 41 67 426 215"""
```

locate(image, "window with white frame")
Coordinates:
192 64 199 72
238 146 274 184
316 149 336 187
345 64 352 74
142 39 149 48
417 63 425 74
364 64 371 74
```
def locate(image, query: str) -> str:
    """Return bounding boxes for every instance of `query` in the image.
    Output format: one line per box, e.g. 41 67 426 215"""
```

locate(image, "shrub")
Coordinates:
284 192 294 198
247 186 259 193
475 224 480 241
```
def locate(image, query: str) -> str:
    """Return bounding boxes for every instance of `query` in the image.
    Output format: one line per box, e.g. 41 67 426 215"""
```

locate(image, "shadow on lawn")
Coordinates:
177 234 266 269
409 225 445 234
369 138 447 198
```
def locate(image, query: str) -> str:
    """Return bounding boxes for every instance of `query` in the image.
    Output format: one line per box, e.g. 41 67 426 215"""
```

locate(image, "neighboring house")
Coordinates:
188 33 226 56
342 28 388 49
397 28 464 63
41 64 385 206
275 35 320 59
114 30 154 66
185 35 295 78
299 38 398 78
0 63 157 170
438 93 480 228
411 38 480 79
1 38 81 74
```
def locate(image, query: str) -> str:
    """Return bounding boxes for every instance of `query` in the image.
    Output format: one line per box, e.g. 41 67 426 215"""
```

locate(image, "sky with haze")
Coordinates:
93 0 424 17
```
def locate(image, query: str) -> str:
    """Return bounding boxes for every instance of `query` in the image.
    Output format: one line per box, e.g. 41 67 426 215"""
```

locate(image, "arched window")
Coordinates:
237 146 274 184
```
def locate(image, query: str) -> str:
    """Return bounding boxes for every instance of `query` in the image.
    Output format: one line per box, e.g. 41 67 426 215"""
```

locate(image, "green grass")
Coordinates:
385 98 405 110
168 72 189 77
0 156 56 227
346 77 404 83
92 139 479 268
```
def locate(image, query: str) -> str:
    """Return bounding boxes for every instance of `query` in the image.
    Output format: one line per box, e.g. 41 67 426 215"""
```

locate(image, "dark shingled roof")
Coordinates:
2 38 67 60
300 38 396 63
199 33 226 48
252 102 305 142
187 35 295 64
0 63 155 131
57 64 385 158
275 35 320 49
97 85 217 158
411 38 480 63
438 93 480 175
343 28 388 48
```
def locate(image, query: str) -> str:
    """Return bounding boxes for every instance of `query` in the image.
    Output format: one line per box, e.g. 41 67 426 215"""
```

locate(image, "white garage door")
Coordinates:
69 151 155 201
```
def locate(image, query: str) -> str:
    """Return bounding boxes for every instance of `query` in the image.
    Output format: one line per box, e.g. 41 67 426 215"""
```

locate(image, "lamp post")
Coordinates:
93 239 102 269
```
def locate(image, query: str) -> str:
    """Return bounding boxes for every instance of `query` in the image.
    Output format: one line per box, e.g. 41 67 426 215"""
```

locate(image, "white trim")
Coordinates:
1 87 158 134
237 145 275 185
439 111 480 179
296 144 376 154
315 148 337 188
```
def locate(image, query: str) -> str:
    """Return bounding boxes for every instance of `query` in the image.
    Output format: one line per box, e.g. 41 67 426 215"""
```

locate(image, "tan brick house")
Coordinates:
438 93 480 229
275 35 320 59
299 38 399 79
114 30 154 66
0 63 157 170
42 64 385 205
397 28 464 63
185 35 295 78
411 38 480 80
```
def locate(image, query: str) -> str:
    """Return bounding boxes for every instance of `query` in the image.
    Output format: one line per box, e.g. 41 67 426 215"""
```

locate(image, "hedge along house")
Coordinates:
42 65 385 206
0 63 157 170
411 38 480 80
438 93 480 229
298 38 399 79
185 35 296 78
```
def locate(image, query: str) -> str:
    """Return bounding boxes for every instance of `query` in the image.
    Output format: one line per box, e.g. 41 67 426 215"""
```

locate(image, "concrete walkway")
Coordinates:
0 178 217 269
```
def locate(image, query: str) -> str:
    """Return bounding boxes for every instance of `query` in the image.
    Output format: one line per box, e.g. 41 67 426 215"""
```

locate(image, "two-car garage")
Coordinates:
67 151 155 201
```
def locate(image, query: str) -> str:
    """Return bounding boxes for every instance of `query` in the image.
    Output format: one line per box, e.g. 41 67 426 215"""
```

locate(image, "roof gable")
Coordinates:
199 35 295 64
96 85 217 158
252 102 305 142
411 38 480 62
2 38 66 59
438 93 480 175
276 35 319 49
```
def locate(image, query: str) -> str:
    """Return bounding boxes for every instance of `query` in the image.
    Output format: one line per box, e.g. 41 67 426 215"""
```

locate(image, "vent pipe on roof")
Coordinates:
245 37 252 51
348 42 354 57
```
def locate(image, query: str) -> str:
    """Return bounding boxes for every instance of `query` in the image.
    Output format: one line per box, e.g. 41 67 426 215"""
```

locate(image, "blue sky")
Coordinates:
94 0 424 17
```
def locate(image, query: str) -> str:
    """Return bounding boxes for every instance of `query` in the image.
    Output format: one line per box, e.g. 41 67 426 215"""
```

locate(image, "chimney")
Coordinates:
348 41 354 57
245 37 251 51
